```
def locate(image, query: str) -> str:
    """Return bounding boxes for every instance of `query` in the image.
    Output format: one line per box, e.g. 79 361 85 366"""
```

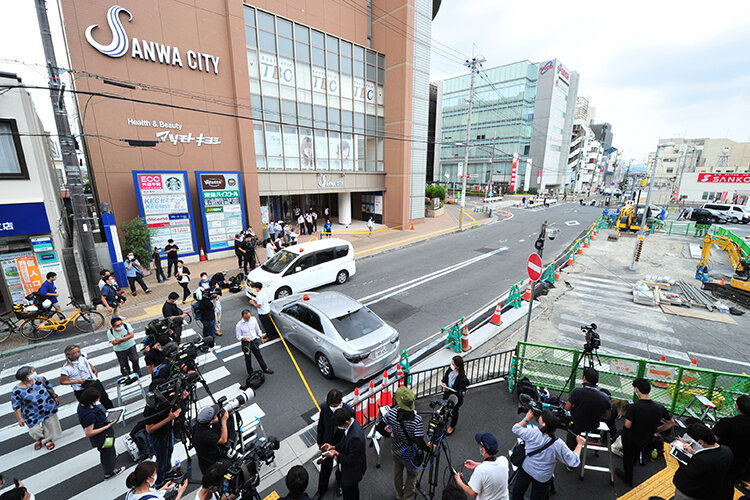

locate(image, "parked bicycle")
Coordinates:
19 297 106 341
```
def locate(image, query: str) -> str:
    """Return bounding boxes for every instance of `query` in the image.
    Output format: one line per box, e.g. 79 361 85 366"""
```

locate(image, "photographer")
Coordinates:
510 410 584 500
242 235 258 273
714 395 750 495
315 389 354 498
442 355 469 435
376 386 431 500
452 433 509 500
192 463 237 500
0 480 32 500
564 367 611 452
321 408 367 500
236 309 274 376
673 423 733 500
107 317 140 377
101 275 123 321
143 375 187 487
195 289 217 340
192 405 230 476
615 378 675 487
162 292 187 343
145 335 172 375
125 252 151 296
125 460 188 500
77 386 126 480
280 465 314 500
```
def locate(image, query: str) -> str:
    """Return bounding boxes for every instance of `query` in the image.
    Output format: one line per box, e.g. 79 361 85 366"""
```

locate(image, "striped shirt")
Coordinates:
382 407 425 457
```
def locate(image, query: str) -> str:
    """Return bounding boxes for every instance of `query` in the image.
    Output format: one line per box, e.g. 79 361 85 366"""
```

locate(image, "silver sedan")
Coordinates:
269 291 400 383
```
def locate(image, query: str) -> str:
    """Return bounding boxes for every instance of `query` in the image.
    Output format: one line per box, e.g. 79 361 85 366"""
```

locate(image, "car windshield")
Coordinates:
261 250 297 274
332 307 384 341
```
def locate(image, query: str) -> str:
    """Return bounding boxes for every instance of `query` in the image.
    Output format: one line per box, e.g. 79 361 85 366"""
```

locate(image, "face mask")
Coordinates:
330 403 342 410
69 354 81 361
451 363 457 371
27 372 36 381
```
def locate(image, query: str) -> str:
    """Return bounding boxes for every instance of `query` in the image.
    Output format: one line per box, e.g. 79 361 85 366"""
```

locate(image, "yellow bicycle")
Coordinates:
19 297 106 341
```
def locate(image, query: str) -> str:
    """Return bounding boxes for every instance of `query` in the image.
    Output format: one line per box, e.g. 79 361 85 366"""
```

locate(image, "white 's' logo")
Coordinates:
85 5 132 58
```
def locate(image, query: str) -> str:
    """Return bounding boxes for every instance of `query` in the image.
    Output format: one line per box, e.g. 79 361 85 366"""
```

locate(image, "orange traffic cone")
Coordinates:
461 324 471 351
379 370 393 407
199 247 208 261
567 253 575 266
690 357 698 368
354 387 365 425
366 380 379 419
660 355 666 362
554 267 560 281
396 363 405 387
719 279 726 286
523 283 532 301
490 300 503 325
583 237 589 248
410 221 415 230
576 242 583 254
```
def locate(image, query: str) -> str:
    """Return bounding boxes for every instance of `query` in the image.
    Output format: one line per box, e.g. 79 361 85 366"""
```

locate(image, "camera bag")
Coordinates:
245 370 265 390
510 434 557 467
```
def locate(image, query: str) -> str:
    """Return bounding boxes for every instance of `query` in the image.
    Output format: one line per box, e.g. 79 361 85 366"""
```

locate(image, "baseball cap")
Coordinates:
197 405 220 424
395 386 415 411
475 433 499 454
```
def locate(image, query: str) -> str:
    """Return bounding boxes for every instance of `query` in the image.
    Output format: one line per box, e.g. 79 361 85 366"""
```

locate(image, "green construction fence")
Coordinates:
515 342 750 418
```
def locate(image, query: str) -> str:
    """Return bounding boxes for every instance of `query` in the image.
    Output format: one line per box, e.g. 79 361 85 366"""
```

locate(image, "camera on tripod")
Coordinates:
174 336 214 370
164 463 188 487
517 378 569 425
222 436 280 497
146 372 198 410
581 323 600 353
426 395 458 443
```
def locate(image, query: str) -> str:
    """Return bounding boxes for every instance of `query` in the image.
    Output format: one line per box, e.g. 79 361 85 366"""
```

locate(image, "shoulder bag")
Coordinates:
397 411 426 466
39 377 60 406
510 434 557 467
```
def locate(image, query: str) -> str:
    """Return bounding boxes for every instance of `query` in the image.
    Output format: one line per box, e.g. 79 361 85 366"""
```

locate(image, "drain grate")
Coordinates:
299 427 318 448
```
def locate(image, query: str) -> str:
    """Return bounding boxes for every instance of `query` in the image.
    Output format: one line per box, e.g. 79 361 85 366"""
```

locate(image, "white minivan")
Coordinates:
246 238 356 300
701 203 750 224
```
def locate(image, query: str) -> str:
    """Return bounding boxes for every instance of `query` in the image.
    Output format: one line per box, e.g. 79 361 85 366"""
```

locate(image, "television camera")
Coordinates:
581 323 601 354
425 394 458 444
416 394 459 500
222 435 279 498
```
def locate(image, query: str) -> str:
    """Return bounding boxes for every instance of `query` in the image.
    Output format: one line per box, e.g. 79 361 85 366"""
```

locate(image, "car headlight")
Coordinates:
343 352 370 364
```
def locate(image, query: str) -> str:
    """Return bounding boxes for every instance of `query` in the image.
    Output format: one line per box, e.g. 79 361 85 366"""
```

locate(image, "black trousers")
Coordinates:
243 253 257 274
242 339 268 373
258 313 275 338
114 346 140 376
442 392 463 428
167 258 178 277
171 318 184 344
621 434 643 484
179 282 190 301
127 275 149 293
236 252 243 269
75 379 114 409
317 456 341 496
342 482 360 500
97 442 117 477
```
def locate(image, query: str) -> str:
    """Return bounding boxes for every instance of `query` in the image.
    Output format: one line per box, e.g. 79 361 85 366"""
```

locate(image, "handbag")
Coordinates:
510 434 557 467
39 377 60 406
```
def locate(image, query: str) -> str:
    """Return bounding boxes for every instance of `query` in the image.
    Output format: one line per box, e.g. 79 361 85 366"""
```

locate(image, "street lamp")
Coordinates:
630 142 675 271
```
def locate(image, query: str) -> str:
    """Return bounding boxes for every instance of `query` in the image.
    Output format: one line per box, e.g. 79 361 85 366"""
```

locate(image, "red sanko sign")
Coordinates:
697 173 750 183
527 253 543 281
510 153 519 190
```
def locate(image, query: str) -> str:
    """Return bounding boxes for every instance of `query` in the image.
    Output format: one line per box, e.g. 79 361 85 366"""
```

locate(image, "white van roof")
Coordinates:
283 238 352 255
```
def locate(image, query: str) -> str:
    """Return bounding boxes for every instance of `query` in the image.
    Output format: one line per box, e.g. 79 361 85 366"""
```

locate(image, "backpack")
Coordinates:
192 301 202 321
123 419 153 461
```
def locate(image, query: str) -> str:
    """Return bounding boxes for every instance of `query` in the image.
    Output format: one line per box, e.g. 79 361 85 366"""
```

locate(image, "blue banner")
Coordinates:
0 203 51 237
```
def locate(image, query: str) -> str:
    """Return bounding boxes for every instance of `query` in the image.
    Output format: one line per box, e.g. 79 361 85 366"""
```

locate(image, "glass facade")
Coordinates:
439 61 537 188
245 6 386 174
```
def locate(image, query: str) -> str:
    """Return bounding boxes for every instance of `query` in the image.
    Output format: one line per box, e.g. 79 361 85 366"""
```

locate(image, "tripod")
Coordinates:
557 346 601 403
416 411 457 500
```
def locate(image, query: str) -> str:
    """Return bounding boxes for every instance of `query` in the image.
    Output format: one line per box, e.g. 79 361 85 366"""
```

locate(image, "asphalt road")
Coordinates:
0 202 600 499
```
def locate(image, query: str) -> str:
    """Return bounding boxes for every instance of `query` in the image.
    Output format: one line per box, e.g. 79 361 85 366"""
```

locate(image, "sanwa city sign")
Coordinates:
85 5 221 74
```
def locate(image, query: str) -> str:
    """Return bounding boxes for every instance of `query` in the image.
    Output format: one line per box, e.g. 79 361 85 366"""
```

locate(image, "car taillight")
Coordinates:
343 352 370 364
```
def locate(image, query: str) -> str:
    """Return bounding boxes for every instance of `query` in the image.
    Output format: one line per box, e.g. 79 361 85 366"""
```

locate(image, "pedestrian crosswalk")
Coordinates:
0 327 263 500
554 274 691 363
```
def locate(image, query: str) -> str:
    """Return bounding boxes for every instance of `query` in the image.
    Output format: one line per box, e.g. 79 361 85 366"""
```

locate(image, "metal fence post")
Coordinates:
671 366 685 413
707 372 717 402
568 350 580 392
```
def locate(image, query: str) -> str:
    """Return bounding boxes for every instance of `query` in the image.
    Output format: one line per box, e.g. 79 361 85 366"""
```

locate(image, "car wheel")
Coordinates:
336 270 349 284
316 353 335 379
732 217 739 224
275 286 292 300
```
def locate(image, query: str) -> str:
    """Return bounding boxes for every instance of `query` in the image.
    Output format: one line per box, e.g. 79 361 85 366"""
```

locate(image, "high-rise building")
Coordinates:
57 0 435 260
590 122 613 151
529 59 579 192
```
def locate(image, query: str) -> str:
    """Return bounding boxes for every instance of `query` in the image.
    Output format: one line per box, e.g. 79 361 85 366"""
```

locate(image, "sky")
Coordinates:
2 1 750 164
430 0 750 162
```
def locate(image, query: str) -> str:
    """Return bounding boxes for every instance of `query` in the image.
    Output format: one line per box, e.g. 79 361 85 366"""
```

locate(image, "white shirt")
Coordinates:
254 290 271 315
235 316 262 341
266 242 275 258
60 354 96 391
467 457 510 500
125 489 166 500
297 215 305 225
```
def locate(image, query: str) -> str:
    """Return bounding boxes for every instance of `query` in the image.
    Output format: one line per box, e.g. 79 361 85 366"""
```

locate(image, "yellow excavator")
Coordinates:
697 234 750 306
617 204 652 232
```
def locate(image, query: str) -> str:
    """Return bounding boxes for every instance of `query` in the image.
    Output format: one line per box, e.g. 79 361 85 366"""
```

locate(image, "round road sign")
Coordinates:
527 253 543 281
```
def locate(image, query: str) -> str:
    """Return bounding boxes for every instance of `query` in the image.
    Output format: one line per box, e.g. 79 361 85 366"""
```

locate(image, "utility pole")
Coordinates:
523 220 550 343
35 0 99 297
459 56 485 231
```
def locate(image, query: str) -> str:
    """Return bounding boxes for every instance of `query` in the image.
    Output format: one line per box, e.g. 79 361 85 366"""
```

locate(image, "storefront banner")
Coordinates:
196 172 246 252
353 78 375 103
0 252 43 303
300 130 314 169
510 153 519 191
259 52 296 87
260 206 269 225
0 203 51 237
133 171 197 255
31 237 53 252
312 66 339 95
697 173 750 183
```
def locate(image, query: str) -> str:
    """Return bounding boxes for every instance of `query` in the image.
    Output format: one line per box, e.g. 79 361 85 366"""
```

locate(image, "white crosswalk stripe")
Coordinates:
0 327 266 500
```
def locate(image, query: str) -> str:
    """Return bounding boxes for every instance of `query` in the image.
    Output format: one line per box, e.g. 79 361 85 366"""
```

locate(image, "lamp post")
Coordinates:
630 142 674 270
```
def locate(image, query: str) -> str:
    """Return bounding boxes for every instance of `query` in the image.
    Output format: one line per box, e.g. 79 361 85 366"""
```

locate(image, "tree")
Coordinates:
120 217 151 268
425 184 446 201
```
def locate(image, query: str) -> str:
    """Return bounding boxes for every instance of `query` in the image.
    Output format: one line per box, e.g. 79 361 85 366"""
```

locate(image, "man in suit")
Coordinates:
321 408 366 500
315 389 354 498
673 422 733 500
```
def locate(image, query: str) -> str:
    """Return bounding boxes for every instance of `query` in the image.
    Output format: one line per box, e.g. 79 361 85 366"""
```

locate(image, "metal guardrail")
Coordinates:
351 349 515 428
515 342 750 418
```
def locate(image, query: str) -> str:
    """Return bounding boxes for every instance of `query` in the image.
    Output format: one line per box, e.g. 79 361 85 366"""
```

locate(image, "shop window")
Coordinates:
366 50 376 65
243 7 255 27
355 136 365 171
341 56 352 75
315 129 329 165
0 120 28 179
341 74 353 100
366 115 376 134
353 60 364 78
377 67 385 84
354 113 365 134
327 95 339 110
262 96 280 121
378 53 385 69
328 108 341 130
300 128 314 170
253 124 265 156
312 47 325 67
295 62 311 90
377 117 384 135
353 45 364 62
265 124 283 161
258 30 276 52
285 157 300 170
329 132 341 169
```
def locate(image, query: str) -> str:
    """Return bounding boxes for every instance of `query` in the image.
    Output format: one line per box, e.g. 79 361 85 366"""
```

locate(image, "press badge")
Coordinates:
103 436 114 448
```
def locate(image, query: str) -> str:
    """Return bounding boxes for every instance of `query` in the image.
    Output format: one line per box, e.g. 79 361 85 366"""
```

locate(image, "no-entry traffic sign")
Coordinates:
527 253 543 281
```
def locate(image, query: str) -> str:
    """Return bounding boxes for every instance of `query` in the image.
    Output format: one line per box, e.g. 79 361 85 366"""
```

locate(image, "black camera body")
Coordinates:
164 464 188 487
426 396 457 443
581 323 600 353
223 437 280 496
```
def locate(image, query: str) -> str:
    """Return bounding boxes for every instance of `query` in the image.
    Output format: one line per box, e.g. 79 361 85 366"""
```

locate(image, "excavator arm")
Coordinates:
697 234 743 271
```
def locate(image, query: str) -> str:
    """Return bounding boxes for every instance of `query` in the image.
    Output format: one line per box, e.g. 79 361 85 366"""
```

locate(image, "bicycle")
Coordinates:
19 297 106 341
0 311 22 343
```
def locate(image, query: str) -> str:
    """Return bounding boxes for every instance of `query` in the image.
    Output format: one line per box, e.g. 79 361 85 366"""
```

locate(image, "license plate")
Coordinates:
373 346 387 359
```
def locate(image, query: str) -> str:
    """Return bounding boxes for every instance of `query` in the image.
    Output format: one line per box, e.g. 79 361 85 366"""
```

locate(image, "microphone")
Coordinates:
447 394 459 407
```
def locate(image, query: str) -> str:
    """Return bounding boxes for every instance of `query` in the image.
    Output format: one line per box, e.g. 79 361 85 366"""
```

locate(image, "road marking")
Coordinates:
519 239 525 243
358 247 509 306
565 220 580 226
687 351 750 370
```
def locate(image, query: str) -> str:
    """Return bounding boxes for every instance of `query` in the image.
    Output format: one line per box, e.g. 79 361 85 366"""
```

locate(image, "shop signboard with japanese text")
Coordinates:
195 172 246 252
132 171 197 256
0 252 43 303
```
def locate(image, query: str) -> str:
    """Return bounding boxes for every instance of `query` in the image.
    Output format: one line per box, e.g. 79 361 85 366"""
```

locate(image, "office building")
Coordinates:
58 0 435 258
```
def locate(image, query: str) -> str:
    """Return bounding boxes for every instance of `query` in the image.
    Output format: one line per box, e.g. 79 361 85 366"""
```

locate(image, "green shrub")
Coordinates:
425 184 447 201
527 187 538 195
121 217 151 268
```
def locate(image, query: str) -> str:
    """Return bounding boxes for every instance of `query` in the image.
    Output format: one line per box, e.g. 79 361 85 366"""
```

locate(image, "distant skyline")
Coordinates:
2 1 750 165
430 0 750 163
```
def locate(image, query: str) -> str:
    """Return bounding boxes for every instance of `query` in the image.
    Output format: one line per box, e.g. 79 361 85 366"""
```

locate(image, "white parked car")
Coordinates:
246 238 356 300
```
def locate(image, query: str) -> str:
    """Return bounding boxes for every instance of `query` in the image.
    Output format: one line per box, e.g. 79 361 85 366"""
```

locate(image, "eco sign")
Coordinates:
196 172 246 252
85 5 220 74
133 171 197 255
